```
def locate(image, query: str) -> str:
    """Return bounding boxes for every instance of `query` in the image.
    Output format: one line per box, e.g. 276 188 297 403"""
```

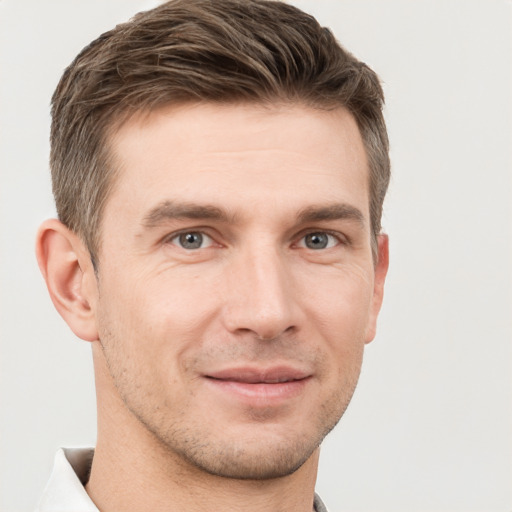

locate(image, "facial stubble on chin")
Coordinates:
128 380 361 481
178 382 360 481
97 324 364 481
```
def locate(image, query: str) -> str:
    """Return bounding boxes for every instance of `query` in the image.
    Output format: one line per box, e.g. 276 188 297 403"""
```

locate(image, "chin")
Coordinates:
159 410 342 481
175 435 319 480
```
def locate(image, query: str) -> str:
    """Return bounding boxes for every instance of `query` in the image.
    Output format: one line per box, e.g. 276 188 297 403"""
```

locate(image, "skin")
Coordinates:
37 102 388 512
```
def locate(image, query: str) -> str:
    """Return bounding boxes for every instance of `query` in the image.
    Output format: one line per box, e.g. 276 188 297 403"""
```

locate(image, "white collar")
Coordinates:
36 447 329 512
35 448 97 512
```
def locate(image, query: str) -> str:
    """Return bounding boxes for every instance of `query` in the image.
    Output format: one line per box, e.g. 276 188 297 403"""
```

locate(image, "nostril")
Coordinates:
255 325 296 342
255 333 277 342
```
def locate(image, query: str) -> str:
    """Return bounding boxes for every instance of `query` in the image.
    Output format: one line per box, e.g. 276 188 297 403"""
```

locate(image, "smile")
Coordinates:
203 366 312 402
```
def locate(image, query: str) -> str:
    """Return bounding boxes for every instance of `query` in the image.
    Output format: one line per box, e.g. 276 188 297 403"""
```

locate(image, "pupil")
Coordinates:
180 232 202 249
306 233 328 249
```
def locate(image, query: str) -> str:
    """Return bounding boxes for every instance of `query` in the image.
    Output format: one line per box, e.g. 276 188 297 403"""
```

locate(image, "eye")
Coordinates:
169 231 213 250
299 232 340 250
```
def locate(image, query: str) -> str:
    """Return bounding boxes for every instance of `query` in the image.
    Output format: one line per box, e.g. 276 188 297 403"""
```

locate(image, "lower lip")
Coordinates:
204 377 310 403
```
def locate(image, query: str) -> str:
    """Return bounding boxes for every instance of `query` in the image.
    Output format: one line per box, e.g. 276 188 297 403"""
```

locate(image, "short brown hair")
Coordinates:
51 0 390 266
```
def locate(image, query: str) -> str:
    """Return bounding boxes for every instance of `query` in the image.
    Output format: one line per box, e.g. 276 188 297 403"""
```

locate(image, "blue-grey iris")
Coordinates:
179 232 203 249
305 233 329 249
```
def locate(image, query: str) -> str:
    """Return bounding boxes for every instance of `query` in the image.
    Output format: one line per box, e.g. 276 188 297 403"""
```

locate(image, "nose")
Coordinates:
222 242 299 341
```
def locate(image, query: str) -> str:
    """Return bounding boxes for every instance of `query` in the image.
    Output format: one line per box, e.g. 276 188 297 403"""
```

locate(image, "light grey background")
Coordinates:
1 1 511 511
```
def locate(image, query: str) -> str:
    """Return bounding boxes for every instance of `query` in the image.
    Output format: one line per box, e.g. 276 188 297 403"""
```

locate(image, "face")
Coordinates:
92 103 387 479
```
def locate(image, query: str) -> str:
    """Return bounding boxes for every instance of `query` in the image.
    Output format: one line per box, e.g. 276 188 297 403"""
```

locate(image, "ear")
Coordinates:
36 219 99 342
365 234 389 343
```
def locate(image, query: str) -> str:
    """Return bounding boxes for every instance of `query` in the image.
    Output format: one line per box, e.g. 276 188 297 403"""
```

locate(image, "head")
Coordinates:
50 0 389 267
38 0 390 483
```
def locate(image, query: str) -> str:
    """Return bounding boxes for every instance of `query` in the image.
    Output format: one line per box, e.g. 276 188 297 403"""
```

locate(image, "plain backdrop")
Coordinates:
1 1 511 511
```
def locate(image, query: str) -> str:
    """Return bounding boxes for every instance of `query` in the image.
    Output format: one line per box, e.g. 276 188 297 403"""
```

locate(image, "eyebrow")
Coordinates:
141 200 366 229
296 204 366 226
142 200 235 228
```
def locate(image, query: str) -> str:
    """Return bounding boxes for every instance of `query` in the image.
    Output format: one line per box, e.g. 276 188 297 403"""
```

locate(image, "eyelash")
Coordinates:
295 230 347 250
164 230 216 250
163 228 348 251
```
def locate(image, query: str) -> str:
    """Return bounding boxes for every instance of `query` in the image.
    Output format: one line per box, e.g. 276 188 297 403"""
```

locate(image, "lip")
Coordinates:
203 365 312 402
206 366 310 383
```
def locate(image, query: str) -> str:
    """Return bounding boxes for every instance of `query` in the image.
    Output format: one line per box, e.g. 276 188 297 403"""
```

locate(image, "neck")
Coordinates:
86 343 319 512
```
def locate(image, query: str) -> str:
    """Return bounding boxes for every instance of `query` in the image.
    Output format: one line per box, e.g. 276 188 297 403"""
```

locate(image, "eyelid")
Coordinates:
160 226 348 250
294 229 349 248
162 228 216 249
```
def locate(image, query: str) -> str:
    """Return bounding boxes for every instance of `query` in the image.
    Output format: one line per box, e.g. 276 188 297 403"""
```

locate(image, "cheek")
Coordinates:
299 267 372 389
97 267 221 367
300 262 375 341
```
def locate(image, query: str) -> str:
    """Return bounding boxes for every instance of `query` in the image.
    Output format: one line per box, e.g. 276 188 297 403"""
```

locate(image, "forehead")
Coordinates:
105 102 369 223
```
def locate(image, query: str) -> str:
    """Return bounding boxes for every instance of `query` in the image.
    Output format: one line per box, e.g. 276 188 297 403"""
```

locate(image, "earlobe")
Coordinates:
36 219 99 342
365 234 389 343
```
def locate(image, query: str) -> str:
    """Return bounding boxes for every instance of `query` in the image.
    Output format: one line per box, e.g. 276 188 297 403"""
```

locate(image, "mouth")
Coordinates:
203 366 312 402
206 365 310 382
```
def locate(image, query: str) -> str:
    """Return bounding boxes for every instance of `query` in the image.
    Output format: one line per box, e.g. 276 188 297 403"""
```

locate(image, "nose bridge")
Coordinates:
223 238 296 339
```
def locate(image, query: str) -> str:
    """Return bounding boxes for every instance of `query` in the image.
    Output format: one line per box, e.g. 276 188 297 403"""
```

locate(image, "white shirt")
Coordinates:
36 448 329 512
36 448 97 512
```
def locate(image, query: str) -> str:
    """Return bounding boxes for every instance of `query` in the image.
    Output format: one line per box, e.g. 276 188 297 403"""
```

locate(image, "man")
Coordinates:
35 0 389 510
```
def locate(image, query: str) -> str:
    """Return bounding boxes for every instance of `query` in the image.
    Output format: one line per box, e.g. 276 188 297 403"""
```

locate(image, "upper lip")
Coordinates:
205 366 311 384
